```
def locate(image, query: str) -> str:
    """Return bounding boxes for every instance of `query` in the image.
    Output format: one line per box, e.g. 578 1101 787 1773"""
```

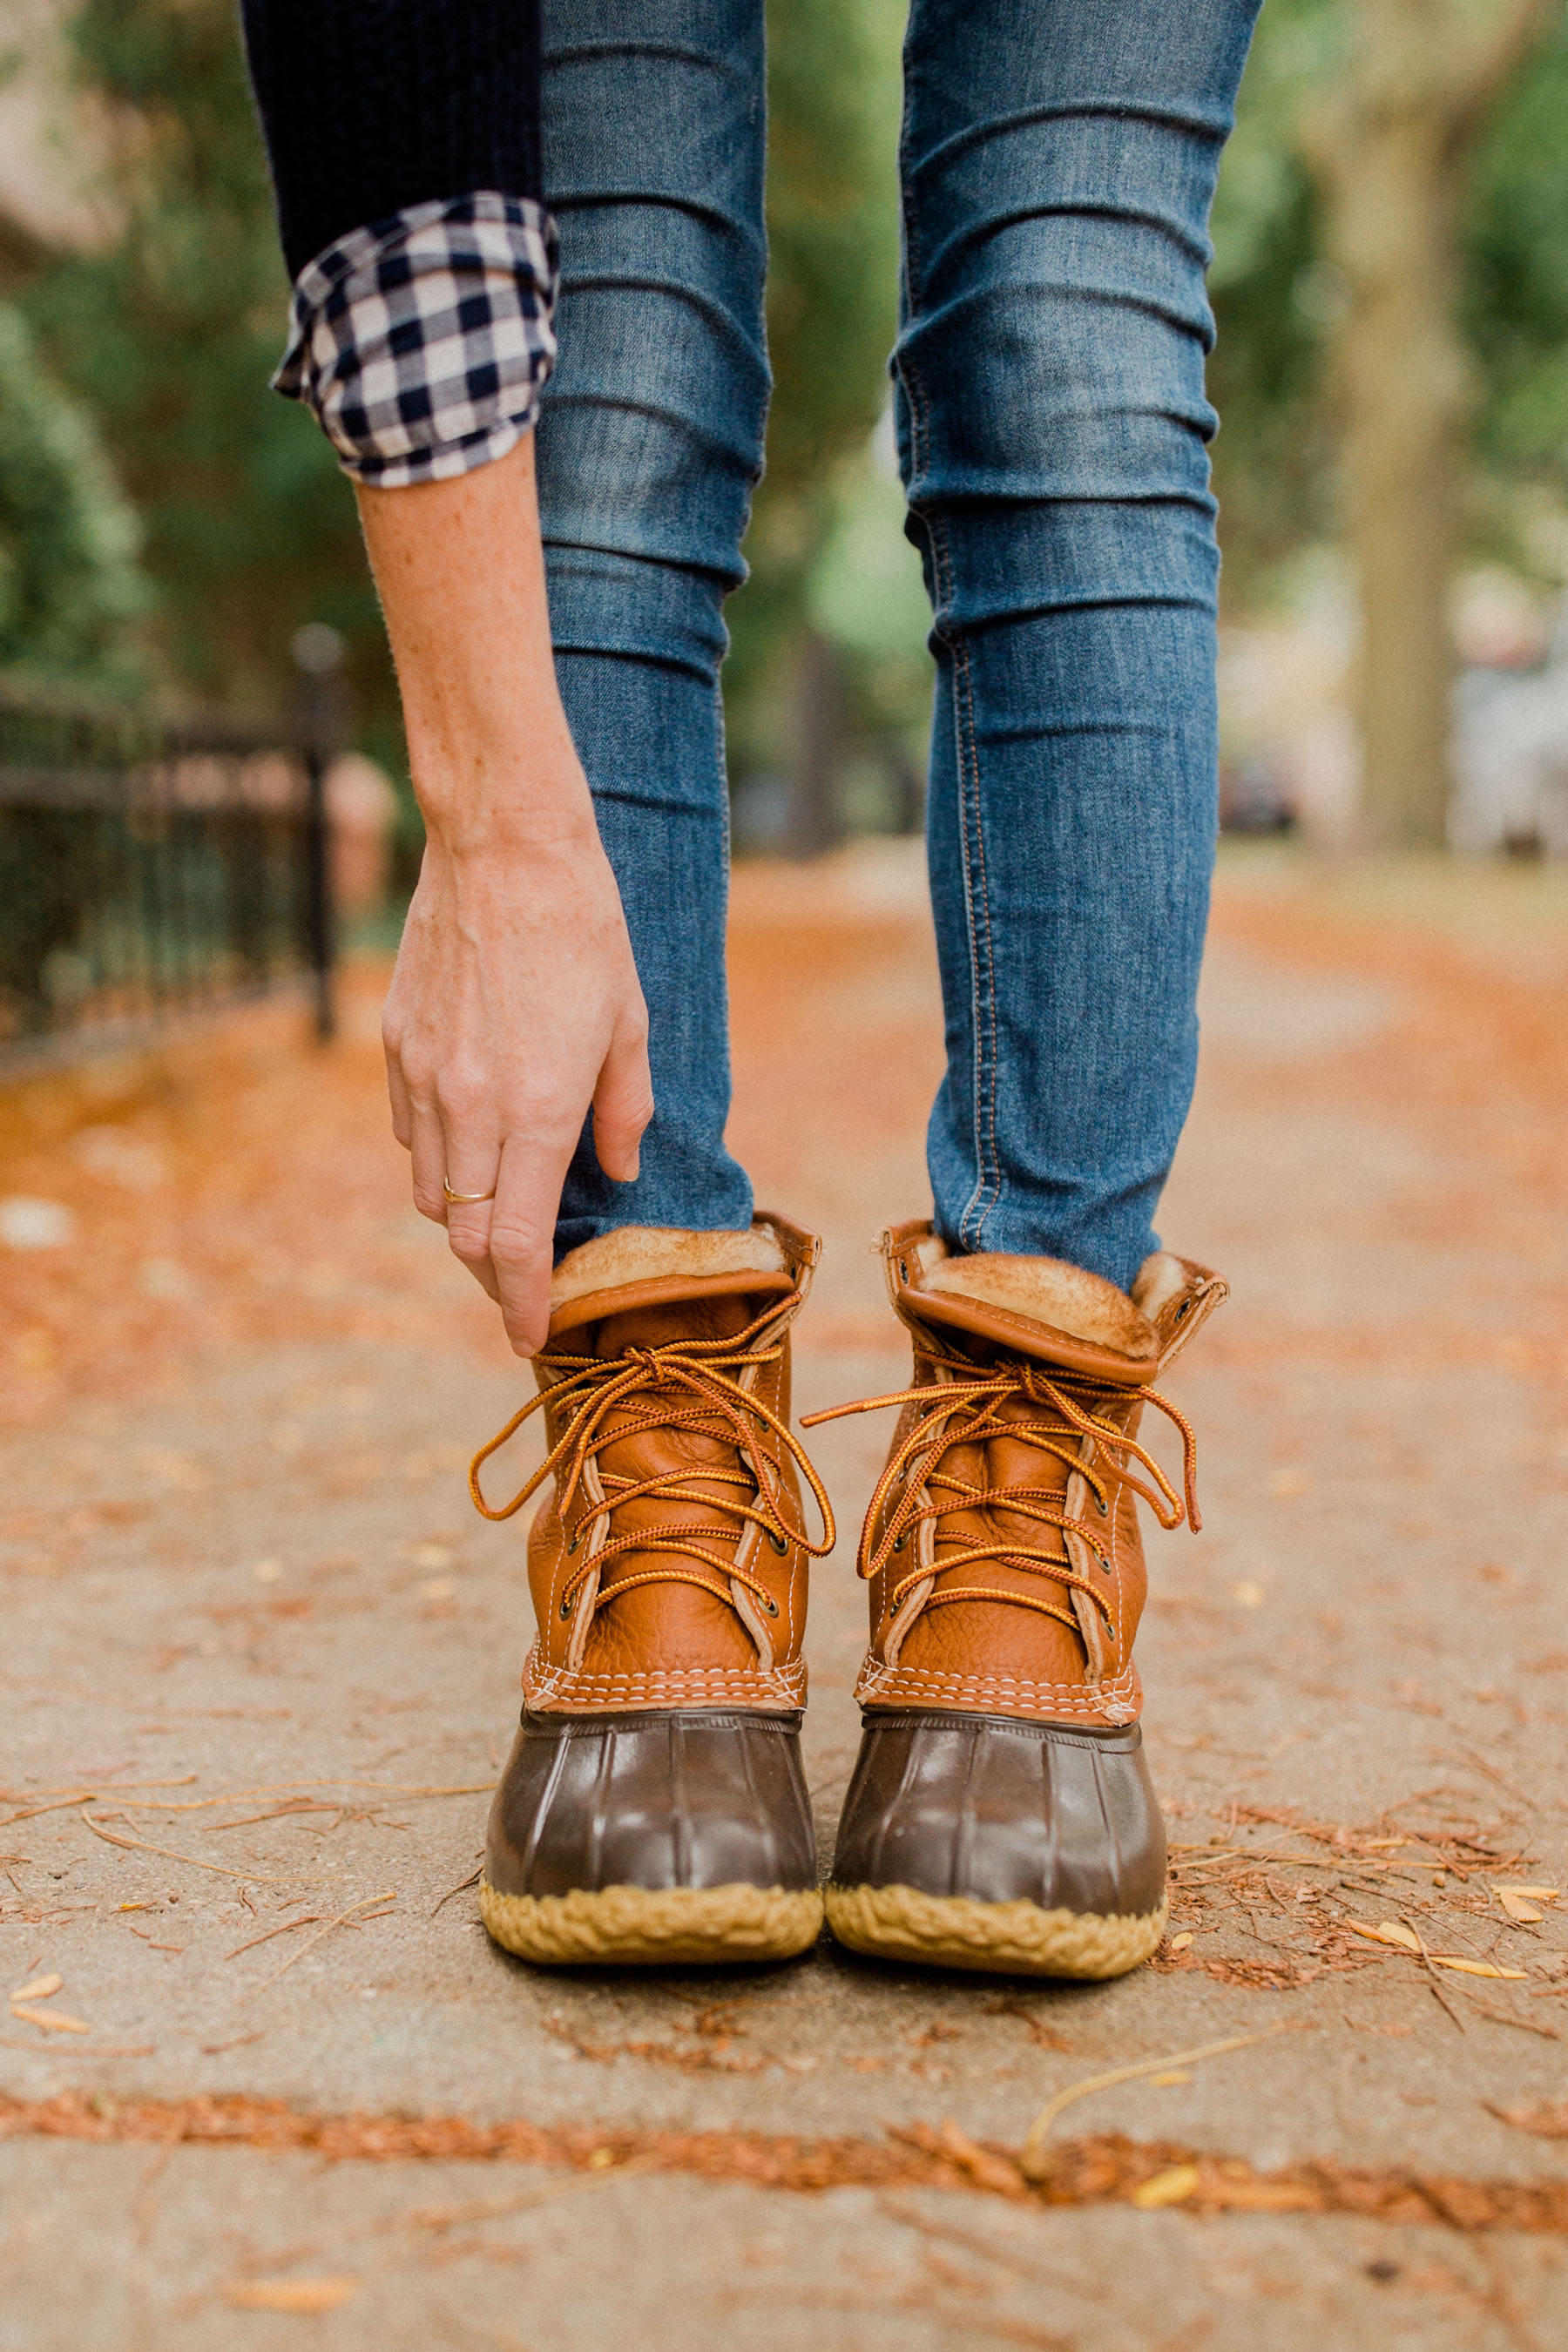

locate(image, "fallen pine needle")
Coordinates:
224 1916 321 1961
429 1866 483 1919
200 2031 266 2056
82 1815 323 1885
247 1891 398 1998
0 1779 195 1800
10 1974 62 2004
0 1796 95 1828
10 2004 89 2034
1402 1916 1468 2035
1021 2024 1292 2169
1463 1992 1559 2041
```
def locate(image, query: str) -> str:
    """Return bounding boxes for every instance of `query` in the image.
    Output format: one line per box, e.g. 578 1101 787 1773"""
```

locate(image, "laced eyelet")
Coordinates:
891 1533 904 1551
1094 1490 1110 1517
565 1525 580 1554
761 1593 780 1617
559 1592 574 1620
767 1528 789 1555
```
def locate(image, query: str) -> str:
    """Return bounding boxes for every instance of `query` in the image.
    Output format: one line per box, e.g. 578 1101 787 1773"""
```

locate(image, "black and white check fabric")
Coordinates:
274 192 558 487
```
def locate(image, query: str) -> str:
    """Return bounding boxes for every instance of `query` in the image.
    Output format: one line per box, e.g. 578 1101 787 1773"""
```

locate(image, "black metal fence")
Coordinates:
0 678 335 1074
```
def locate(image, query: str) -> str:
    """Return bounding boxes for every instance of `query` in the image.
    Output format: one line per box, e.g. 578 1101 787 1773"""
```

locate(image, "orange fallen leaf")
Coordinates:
1348 1920 1421 1952
10 1974 62 2004
1497 1891 1544 1925
1168 1932 1193 1952
1132 2165 1200 2209
1486 2102 1568 2139
1345 1923 1526 1978
224 2277 359 2314
10 2004 89 2033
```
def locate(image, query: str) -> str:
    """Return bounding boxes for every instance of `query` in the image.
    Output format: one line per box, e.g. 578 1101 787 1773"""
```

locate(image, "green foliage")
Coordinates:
723 0 909 774
1209 0 1568 607
1462 17 1568 530
0 300 147 686
1206 0 1339 603
22 0 394 739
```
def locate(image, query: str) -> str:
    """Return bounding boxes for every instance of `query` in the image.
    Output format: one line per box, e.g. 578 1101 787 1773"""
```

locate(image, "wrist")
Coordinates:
412 746 598 862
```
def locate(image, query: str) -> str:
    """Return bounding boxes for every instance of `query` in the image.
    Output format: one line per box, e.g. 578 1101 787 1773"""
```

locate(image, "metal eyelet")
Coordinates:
1095 1491 1110 1517
762 1594 780 1618
559 1592 574 1620
767 1529 789 1555
891 1533 904 1551
565 1526 579 1554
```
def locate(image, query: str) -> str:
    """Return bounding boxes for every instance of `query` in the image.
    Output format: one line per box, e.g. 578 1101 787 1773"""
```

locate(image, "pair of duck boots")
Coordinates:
472 1215 1226 1977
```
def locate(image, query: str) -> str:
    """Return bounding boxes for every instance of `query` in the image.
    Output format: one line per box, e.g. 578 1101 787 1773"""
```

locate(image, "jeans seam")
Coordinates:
950 625 1002 1247
898 47 1000 1254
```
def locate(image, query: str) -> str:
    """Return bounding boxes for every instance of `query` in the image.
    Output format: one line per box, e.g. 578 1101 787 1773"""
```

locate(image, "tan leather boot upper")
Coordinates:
471 1213 831 1717
819 1220 1227 1730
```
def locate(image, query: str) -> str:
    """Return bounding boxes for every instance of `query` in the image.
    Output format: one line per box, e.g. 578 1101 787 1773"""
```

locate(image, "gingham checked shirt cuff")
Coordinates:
273 193 558 488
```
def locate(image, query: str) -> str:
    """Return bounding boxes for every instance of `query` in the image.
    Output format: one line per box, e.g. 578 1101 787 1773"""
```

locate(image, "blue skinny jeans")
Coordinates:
540 0 1261 1292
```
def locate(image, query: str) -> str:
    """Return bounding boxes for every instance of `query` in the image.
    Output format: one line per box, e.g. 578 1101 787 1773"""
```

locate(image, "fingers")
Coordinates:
407 1100 449 1223
591 1007 654 1185
485 1134 575 1356
384 1044 414 1152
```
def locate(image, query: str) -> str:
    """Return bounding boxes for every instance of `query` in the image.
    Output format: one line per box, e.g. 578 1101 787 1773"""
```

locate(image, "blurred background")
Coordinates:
3 0 1568 1058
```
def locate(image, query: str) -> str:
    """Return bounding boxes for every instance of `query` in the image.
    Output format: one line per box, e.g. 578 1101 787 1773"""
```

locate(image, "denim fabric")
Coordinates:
537 0 766 1253
540 0 1260 1287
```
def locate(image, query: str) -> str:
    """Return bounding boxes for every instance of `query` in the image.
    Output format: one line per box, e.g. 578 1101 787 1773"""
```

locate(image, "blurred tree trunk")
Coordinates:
1305 0 1552 846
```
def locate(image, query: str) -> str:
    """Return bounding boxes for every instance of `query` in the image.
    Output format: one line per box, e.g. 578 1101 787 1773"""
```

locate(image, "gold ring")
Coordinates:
443 1180 497 1205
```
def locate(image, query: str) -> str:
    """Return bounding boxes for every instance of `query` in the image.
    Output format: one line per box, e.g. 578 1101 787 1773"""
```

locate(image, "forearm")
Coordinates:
355 435 592 857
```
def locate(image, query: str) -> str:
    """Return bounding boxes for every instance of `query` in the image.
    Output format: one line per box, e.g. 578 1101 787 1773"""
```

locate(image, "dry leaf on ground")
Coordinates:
224 2277 359 2314
9 1974 62 2004
10 2004 89 2034
1348 1920 1422 1952
1131 2165 1200 2209
1486 2102 1568 2139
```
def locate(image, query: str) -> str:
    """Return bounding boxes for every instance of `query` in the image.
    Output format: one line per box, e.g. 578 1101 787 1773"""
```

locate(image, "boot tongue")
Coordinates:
556 1269 790 1619
591 1288 760 1359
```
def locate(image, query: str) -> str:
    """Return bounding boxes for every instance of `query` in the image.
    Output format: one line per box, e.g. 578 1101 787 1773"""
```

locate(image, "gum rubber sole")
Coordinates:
479 1877 824 1967
825 1882 1166 1979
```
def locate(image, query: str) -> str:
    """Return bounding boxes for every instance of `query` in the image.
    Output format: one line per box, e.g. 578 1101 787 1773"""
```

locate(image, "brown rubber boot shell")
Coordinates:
478 1214 828 1967
826 1221 1227 1979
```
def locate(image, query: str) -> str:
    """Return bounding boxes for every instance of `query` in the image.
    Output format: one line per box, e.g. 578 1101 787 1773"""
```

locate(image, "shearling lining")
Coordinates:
1130 1250 1189 1328
549 1223 787 1311
923 1250 1155 1356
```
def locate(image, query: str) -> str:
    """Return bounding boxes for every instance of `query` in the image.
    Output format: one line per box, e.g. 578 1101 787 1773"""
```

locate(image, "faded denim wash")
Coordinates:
539 0 1261 1289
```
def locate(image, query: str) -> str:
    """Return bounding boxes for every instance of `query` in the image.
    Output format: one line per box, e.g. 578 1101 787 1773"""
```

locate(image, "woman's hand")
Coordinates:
382 828 652 1355
357 435 652 1355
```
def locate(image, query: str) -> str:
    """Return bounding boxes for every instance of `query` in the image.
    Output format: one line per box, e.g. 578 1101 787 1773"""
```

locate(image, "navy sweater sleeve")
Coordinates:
240 0 544 280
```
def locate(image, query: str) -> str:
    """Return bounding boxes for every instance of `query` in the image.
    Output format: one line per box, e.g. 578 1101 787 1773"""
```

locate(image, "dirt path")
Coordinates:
2 844 1566 2349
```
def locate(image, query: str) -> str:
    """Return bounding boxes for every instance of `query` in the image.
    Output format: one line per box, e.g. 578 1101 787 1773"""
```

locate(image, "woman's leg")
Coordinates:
537 0 767 1254
898 0 1262 1290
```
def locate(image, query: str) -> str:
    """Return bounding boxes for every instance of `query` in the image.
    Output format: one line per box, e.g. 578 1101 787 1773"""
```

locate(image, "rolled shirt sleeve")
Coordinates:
272 193 558 488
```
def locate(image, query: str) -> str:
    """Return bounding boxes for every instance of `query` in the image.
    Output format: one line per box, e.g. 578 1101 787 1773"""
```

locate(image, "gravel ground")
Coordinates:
2 841 1566 2349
